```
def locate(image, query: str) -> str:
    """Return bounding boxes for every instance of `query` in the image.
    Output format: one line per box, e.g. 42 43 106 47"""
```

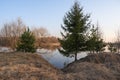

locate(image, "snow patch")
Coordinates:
0 47 13 52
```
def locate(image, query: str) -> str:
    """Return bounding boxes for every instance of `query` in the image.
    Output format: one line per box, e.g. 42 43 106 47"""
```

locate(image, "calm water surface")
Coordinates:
37 49 87 69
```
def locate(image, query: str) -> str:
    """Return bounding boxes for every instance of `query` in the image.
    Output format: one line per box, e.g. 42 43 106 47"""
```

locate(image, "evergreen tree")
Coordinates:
17 28 36 53
86 25 97 53
108 43 117 53
59 1 90 61
95 39 106 53
87 25 106 53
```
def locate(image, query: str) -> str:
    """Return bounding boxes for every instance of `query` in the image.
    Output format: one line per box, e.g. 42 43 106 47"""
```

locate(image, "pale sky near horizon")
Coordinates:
0 0 120 42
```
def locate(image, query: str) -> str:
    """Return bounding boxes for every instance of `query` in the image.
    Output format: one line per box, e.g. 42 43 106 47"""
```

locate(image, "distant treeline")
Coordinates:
36 37 60 49
0 18 60 50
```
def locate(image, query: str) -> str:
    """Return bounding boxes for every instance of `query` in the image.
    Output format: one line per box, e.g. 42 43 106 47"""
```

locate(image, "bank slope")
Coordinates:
63 53 120 80
0 52 65 80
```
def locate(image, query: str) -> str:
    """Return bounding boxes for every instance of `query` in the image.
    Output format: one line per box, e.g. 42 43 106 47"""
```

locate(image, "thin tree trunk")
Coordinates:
118 47 119 53
75 53 77 61
93 50 95 54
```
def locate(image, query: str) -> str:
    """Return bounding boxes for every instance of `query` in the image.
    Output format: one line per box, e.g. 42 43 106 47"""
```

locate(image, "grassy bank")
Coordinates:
0 52 119 80
63 53 120 80
0 52 64 80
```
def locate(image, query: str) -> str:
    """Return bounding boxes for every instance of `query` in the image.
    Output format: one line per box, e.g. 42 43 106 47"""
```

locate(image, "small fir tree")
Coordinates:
86 25 98 53
17 28 36 53
87 25 106 53
108 43 117 53
59 1 90 61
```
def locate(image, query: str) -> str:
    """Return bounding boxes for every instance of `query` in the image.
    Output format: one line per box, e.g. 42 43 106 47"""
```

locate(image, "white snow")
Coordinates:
0 47 13 52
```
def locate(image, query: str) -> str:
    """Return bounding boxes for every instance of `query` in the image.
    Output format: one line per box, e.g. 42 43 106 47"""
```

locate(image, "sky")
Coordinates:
0 0 120 42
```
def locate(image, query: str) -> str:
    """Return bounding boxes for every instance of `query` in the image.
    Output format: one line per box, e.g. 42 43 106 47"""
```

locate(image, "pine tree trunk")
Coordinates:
118 48 119 53
93 50 94 54
75 53 77 61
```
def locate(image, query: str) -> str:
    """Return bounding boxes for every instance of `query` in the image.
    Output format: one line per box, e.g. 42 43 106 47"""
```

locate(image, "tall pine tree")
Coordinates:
59 1 90 61
17 28 36 53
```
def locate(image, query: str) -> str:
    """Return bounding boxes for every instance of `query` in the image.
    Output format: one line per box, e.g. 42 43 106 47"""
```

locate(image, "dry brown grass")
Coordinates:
0 52 64 80
63 53 120 80
0 52 120 80
79 53 120 64
63 62 116 80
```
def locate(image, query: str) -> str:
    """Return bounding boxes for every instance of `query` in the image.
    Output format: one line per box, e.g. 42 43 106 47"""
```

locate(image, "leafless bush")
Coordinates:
0 18 26 49
32 27 49 38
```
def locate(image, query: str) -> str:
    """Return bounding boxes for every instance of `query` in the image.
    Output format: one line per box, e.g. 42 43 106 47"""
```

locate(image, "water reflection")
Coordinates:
37 49 87 69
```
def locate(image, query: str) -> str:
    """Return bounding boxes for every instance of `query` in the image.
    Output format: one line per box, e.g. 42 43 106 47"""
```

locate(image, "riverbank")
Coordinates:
0 52 119 80
63 53 120 80
0 52 64 80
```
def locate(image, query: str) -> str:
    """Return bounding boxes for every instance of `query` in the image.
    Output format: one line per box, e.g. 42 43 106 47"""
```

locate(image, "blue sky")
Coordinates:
0 0 120 42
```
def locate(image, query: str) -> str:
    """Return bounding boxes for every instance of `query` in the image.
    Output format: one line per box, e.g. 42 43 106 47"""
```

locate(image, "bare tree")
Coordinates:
115 29 120 53
0 18 26 49
32 27 50 48
32 27 49 38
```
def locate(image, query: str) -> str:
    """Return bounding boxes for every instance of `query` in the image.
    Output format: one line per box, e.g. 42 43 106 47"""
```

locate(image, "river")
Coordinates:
37 49 87 69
